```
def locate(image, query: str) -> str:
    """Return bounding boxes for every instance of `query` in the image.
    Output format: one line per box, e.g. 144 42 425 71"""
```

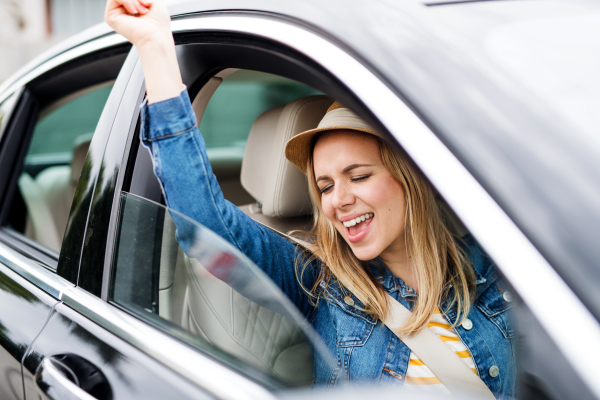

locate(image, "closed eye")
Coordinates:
320 184 333 194
351 174 372 182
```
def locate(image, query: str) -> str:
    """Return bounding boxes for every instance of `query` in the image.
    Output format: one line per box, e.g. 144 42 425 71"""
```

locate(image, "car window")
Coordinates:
4 82 114 253
26 82 113 169
110 192 333 387
198 70 321 206
200 70 321 148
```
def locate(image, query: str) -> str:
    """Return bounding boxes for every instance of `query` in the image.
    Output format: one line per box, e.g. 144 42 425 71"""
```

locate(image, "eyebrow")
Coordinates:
316 164 374 183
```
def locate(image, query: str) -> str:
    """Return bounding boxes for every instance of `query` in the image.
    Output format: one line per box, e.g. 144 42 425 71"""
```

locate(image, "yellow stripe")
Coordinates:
408 360 476 372
427 321 451 329
439 335 460 342
455 350 471 358
405 376 442 385
434 309 442 314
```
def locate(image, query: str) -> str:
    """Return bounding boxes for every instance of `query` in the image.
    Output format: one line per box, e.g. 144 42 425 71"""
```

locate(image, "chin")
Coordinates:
348 243 381 261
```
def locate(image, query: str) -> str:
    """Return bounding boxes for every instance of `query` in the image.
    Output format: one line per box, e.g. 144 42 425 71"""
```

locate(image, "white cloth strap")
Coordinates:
383 293 496 399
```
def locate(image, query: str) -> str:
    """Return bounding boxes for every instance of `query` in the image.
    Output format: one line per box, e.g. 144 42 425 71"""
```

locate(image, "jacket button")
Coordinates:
503 291 513 302
344 296 354 306
489 365 500 377
462 319 473 330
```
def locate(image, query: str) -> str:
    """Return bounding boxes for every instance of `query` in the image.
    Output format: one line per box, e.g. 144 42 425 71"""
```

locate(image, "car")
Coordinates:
0 0 599 399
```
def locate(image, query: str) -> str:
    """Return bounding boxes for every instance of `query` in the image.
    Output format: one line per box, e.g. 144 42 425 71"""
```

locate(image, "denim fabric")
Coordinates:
140 91 516 399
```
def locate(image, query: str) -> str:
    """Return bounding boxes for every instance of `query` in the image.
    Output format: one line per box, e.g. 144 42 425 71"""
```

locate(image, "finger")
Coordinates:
105 0 121 15
105 2 128 25
136 3 149 14
139 0 153 6
121 0 139 15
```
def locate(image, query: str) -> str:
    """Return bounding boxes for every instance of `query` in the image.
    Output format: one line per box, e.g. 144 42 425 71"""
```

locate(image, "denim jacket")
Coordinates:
140 91 516 399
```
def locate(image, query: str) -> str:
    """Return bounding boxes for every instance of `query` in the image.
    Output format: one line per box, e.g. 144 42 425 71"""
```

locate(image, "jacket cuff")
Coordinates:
140 88 197 141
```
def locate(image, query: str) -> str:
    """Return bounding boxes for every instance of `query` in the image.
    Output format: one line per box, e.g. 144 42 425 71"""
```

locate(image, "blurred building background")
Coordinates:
0 0 106 84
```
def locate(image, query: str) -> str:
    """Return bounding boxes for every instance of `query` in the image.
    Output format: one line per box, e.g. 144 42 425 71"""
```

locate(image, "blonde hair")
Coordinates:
295 133 476 336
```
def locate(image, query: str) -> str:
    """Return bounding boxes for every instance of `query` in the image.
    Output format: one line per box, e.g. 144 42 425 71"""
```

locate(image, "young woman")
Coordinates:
105 0 516 397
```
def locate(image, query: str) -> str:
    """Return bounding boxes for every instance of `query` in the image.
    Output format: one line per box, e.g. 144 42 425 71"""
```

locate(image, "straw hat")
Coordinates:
284 101 381 173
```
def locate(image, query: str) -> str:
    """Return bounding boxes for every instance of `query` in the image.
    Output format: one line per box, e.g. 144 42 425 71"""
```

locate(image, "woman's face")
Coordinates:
313 130 407 261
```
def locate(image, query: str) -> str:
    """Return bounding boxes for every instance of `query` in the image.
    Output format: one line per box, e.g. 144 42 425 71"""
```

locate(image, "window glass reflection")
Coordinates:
111 192 333 387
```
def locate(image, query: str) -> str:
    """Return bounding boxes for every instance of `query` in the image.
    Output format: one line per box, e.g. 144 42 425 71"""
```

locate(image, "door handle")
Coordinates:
35 355 112 400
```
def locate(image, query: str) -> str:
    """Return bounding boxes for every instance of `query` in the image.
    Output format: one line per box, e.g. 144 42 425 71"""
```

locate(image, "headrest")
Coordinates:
70 133 92 185
241 95 331 218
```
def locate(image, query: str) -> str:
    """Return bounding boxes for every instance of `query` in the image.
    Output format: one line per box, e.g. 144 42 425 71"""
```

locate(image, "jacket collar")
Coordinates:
371 261 488 300
371 262 418 299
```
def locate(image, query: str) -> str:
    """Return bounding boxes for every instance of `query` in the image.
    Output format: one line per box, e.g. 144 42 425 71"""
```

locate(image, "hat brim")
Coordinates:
284 125 379 175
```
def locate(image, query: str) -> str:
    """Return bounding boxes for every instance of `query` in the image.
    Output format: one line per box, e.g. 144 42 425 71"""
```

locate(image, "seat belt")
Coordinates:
383 293 496 399
336 274 496 399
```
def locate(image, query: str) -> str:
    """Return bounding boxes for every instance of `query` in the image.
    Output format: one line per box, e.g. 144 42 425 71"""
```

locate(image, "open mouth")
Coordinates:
343 213 374 243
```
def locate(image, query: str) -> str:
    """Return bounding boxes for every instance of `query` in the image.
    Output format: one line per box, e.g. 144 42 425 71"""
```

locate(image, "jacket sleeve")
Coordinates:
139 90 315 316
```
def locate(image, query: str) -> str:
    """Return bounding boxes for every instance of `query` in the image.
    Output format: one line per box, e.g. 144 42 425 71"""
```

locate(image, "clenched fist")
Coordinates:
105 0 172 47
104 0 183 104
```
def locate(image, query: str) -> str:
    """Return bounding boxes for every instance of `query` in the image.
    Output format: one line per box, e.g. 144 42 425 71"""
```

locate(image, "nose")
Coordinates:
331 181 355 210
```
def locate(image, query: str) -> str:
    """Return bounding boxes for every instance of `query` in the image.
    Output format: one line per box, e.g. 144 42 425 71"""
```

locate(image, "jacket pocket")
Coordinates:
475 277 515 339
329 303 376 347
322 282 376 347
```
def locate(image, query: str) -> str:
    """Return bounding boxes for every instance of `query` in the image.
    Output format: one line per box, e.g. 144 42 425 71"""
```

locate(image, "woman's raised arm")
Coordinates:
105 0 183 103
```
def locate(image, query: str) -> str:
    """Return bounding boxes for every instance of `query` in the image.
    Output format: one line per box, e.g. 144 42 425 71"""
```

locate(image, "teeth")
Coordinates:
342 213 373 227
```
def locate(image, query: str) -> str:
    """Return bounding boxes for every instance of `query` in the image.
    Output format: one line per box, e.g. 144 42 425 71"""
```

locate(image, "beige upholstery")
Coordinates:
241 95 331 218
20 134 91 251
158 214 179 321
159 214 313 386
190 69 255 206
191 69 238 123
181 254 313 385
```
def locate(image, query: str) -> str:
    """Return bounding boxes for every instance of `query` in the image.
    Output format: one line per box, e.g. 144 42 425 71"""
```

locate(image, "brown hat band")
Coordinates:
284 103 379 174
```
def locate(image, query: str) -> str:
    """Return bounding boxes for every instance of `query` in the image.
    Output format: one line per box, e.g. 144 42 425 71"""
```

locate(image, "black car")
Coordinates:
0 0 599 399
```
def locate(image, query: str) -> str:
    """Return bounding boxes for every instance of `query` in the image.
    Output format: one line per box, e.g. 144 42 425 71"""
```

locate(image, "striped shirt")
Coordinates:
404 309 476 394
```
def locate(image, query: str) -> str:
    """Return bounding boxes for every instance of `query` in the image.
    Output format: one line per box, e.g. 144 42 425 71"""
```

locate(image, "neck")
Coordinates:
379 244 418 293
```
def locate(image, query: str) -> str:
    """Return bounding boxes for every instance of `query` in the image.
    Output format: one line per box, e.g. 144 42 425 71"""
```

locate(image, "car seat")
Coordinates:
19 134 92 251
158 94 331 386
237 95 331 234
